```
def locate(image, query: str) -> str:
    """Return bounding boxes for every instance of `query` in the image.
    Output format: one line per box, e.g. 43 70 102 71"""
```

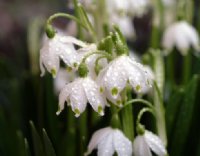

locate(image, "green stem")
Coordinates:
47 13 88 30
78 112 88 156
95 55 111 66
151 0 164 48
73 0 84 40
152 50 167 146
120 87 134 140
136 108 155 134
124 99 154 110
182 52 191 84
77 4 97 42
82 51 112 63
154 82 167 146
121 105 134 140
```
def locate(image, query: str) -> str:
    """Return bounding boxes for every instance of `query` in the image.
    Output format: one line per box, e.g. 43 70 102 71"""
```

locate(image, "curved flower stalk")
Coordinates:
77 44 108 79
133 130 167 156
85 127 132 156
162 21 200 55
54 68 76 94
40 33 91 77
57 76 107 117
97 55 153 105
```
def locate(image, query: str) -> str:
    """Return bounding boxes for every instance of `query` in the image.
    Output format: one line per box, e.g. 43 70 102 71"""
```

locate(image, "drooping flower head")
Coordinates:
97 55 153 106
58 77 107 117
133 130 167 156
162 21 200 55
40 33 89 77
85 127 132 156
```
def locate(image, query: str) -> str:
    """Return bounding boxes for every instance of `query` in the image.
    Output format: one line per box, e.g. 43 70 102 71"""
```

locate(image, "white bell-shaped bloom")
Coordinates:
40 33 88 77
97 55 153 102
162 21 200 55
133 130 167 156
57 77 107 117
85 127 132 156
53 68 76 94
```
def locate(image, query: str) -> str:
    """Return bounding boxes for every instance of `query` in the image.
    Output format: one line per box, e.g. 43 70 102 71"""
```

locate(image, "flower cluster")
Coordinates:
85 127 167 156
40 32 153 117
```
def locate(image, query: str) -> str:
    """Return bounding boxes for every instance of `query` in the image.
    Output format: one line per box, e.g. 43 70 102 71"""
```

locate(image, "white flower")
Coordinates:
57 76 107 117
97 55 152 104
85 127 132 156
128 0 149 17
162 21 200 55
53 68 76 94
40 33 87 77
107 0 149 17
107 0 129 15
133 130 167 156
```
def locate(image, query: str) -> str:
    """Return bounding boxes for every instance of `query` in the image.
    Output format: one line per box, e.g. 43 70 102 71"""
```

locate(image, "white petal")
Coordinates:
133 135 152 156
144 130 167 156
181 22 200 51
57 83 72 115
40 42 60 77
103 57 127 99
126 58 151 93
97 65 109 90
59 35 87 47
97 130 115 156
162 25 176 51
70 79 87 117
82 77 106 116
85 127 113 156
174 26 190 55
59 43 78 67
105 89 123 107
113 129 132 156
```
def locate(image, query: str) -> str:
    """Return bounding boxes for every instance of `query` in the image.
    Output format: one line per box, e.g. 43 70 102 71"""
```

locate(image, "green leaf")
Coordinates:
42 129 56 156
166 88 184 140
29 121 45 156
169 75 199 156
24 138 31 156
16 131 27 156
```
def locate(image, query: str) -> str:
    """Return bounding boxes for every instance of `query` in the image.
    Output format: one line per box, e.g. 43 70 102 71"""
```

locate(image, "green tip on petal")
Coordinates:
73 62 78 68
136 85 141 92
99 87 104 93
111 87 118 96
98 105 104 116
51 68 57 78
66 66 73 72
74 108 80 117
